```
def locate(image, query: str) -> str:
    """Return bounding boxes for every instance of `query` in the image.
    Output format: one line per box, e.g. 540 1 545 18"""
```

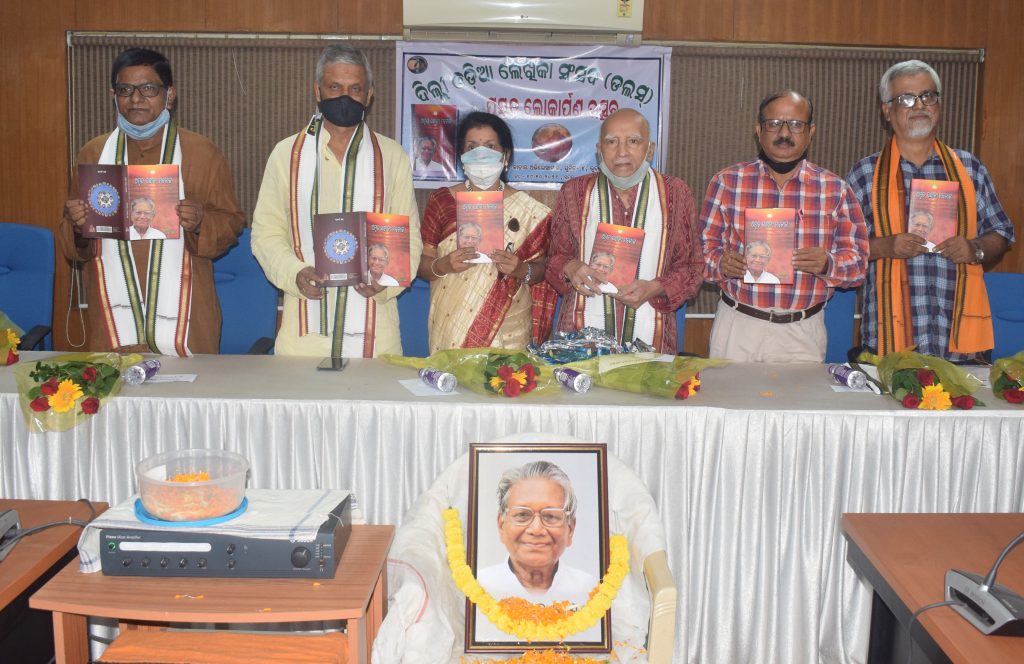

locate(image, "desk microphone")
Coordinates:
945 530 1024 636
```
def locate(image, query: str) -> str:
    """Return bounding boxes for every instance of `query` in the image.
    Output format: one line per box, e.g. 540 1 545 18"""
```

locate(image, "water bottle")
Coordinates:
828 364 867 389
123 359 162 385
419 367 457 392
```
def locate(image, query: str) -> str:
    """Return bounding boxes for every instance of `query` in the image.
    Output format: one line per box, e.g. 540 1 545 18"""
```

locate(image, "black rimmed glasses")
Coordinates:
885 91 941 108
506 506 569 528
760 119 811 134
113 83 166 98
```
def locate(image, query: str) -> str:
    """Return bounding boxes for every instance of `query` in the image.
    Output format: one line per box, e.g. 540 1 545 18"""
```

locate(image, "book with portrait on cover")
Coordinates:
908 179 959 250
313 212 411 288
743 208 795 285
588 222 645 292
455 190 505 259
78 164 181 240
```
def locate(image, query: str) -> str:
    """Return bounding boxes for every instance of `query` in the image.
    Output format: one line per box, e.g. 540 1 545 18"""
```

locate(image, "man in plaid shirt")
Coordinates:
701 90 868 362
846 60 1013 363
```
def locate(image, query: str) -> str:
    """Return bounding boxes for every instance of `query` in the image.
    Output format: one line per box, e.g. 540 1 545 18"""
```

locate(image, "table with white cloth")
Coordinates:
2 352 1022 664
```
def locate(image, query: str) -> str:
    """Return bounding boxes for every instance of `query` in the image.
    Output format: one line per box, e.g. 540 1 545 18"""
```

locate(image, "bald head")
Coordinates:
600 108 650 141
597 108 655 183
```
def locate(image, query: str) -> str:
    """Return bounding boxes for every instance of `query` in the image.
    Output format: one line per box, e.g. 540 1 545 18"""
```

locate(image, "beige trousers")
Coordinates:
708 299 827 362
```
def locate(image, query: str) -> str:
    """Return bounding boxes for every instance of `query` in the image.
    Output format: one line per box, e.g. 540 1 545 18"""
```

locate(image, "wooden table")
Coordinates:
843 513 1024 664
0 499 107 664
30 524 393 664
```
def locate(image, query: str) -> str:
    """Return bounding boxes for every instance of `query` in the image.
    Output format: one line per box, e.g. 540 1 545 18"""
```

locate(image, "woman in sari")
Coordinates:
418 112 555 352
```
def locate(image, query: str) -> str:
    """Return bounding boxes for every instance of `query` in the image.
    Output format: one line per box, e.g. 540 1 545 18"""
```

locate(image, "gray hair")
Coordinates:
591 251 616 267
879 60 942 102
315 45 374 90
496 460 578 520
367 243 389 259
745 240 771 257
130 197 156 214
457 222 481 236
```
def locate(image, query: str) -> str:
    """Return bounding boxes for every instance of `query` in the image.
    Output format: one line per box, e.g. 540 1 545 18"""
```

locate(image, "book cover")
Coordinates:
412 104 458 180
743 208 796 285
455 191 505 259
589 222 645 290
79 164 181 241
365 213 412 287
313 212 367 288
909 179 960 250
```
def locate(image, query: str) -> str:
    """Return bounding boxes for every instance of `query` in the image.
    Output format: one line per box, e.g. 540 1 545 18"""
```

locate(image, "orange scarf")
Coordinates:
871 138 992 355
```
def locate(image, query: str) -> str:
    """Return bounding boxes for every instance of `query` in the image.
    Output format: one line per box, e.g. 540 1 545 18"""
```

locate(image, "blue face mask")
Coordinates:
116 108 170 141
460 146 504 165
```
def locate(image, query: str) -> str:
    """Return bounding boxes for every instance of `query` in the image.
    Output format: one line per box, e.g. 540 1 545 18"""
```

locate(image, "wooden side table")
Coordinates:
30 524 393 664
0 499 108 664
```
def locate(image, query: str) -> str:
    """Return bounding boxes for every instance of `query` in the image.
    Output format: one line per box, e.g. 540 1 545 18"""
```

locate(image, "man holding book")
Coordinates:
59 48 244 356
252 45 421 358
546 108 703 353
701 90 868 362
847 60 1014 362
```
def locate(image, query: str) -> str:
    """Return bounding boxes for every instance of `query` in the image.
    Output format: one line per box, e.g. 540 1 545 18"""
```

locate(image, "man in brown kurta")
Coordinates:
60 48 243 355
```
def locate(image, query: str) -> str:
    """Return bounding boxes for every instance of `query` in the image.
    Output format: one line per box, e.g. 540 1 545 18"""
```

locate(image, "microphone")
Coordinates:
945 530 1024 636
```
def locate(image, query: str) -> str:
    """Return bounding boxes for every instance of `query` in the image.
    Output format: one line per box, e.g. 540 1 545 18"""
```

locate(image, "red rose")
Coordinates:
3 349 17 366
503 379 522 397
81 397 100 414
902 394 921 408
675 381 692 400
523 364 536 381
951 395 975 410
916 369 934 387
522 380 537 394
40 378 59 396
497 365 514 380
1004 388 1024 404
81 366 97 382
30 396 50 412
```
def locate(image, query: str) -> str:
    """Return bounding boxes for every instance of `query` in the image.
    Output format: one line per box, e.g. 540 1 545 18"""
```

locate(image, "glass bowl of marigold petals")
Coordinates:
137 449 249 522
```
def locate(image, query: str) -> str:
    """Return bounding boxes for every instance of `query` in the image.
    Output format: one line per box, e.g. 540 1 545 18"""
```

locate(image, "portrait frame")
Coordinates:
465 442 611 654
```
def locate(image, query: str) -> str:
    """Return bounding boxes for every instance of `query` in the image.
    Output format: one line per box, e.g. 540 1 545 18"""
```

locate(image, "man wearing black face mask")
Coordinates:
252 45 421 358
700 90 868 362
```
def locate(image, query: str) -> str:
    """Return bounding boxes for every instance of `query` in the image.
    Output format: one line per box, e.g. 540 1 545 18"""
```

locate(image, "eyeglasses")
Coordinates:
885 91 940 108
113 83 166 98
506 506 569 528
747 252 770 262
760 119 811 134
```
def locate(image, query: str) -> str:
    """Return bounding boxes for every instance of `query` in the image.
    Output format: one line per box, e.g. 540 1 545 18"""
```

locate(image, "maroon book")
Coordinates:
313 212 367 288
79 164 180 240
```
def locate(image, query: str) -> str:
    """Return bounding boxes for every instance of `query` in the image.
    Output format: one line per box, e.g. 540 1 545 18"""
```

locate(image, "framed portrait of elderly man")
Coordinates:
465 442 611 653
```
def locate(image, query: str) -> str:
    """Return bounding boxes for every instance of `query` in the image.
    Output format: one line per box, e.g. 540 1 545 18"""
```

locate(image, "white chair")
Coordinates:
372 433 677 663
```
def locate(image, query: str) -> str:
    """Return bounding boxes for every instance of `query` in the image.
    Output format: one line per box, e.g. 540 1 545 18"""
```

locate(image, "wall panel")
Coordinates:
203 0 339 33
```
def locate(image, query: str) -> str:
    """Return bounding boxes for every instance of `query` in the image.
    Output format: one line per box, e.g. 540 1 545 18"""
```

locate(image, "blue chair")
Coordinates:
675 302 689 354
397 277 431 357
984 272 1024 359
213 228 278 354
824 287 858 364
0 222 55 350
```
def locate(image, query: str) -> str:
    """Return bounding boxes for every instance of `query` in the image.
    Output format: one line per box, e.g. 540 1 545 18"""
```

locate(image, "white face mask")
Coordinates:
461 146 506 190
598 157 650 190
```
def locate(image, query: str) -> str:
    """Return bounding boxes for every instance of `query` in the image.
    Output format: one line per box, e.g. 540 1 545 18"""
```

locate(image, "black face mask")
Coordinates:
318 95 365 128
758 149 807 175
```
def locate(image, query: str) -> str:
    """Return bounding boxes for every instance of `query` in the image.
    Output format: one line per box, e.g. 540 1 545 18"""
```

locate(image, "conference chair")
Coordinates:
373 432 677 664
984 272 1024 359
396 277 431 357
0 222 55 350
675 302 689 355
824 287 858 364
212 228 278 354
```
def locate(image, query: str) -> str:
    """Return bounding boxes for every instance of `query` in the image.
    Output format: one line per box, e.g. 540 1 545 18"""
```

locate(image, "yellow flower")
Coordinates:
919 383 952 411
511 369 528 386
4 328 19 354
489 376 505 390
48 379 83 413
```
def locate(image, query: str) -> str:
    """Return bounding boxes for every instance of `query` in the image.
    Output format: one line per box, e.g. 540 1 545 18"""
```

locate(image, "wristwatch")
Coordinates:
972 240 986 264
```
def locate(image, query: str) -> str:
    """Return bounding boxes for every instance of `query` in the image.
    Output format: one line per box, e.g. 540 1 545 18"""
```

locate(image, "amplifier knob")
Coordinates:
121 557 132 567
226 543 235 554
197 558 207 569
291 547 311 568
178 558 188 568
227 559 236 569
141 558 150 568
160 557 169 568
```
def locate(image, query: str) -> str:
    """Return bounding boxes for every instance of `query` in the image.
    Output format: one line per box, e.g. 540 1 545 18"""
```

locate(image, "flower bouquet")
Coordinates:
0 312 21 366
991 352 1024 404
853 349 984 410
561 353 727 400
14 352 141 432
382 348 560 398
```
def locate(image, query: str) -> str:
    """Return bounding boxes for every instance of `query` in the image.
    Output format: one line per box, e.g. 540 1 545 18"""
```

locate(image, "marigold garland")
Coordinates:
443 507 628 643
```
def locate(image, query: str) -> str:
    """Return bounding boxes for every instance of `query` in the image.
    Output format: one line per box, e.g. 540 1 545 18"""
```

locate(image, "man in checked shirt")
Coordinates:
701 90 869 362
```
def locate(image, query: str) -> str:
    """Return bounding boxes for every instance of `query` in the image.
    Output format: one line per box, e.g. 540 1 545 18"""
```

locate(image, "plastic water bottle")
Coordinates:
123 359 162 385
828 364 867 389
419 367 457 392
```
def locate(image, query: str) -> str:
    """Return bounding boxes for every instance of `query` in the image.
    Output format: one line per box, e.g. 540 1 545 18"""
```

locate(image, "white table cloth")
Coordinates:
3 353 1022 663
